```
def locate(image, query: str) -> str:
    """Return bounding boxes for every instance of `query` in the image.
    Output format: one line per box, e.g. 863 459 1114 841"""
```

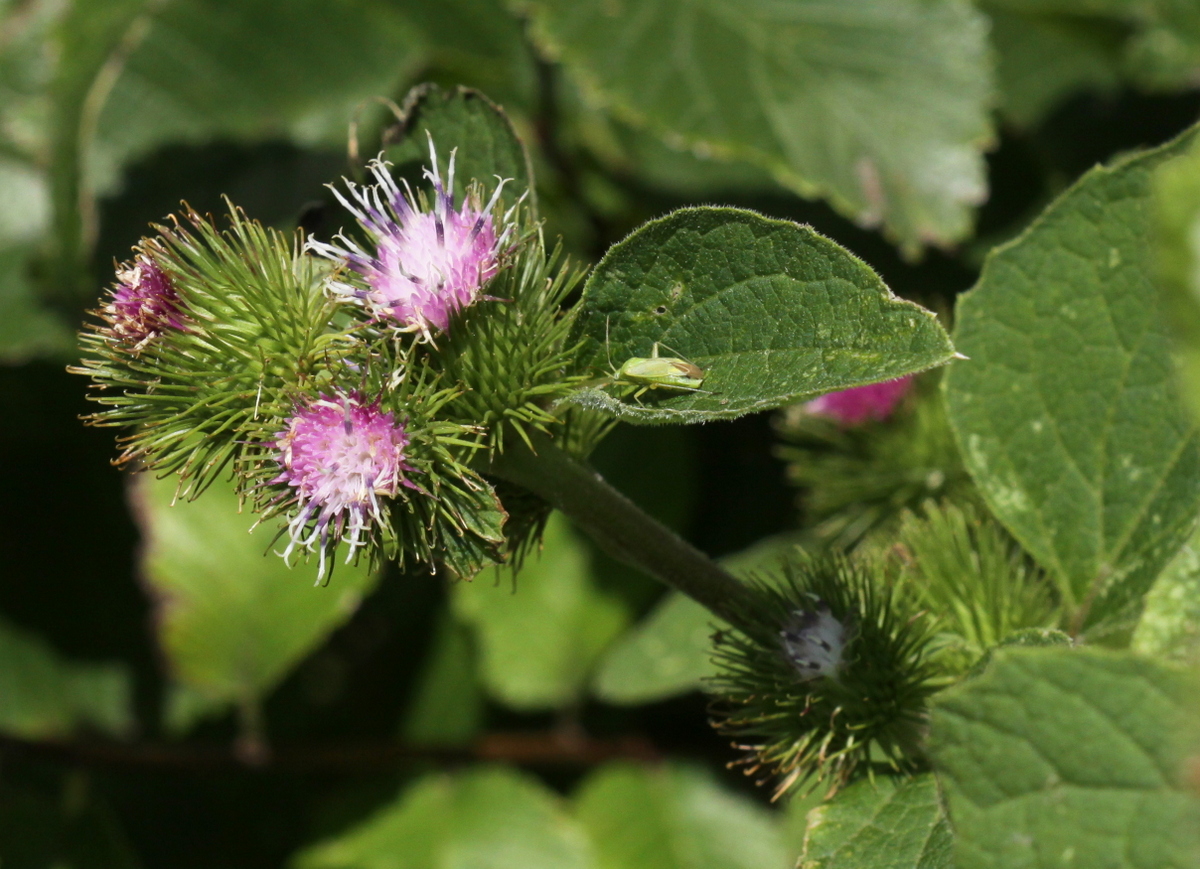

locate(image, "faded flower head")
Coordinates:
104 255 186 351
273 393 414 577
780 602 852 681
309 137 517 339
709 556 938 798
806 376 913 426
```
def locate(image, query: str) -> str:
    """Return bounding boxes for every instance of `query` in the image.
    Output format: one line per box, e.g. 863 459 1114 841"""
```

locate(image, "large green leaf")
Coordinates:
798 775 951 869
591 591 718 705
930 647 1200 869
452 512 629 710
382 82 535 213
568 207 956 424
398 0 538 114
574 762 788 869
45 0 147 300
136 472 379 711
400 609 484 747
293 766 594 869
526 0 993 254
943 130 1200 634
0 617 131 739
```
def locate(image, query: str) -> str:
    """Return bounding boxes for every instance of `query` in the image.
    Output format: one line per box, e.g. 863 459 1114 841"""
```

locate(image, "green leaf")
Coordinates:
799 775 952 869
0 157 49 247
0 246 73 363
985 7 1123 129
400 609 484 747
574 762 788 869
40 0 422 302
568 207 956 424
92 0 422 178
452 512 629 710
943 130 1200 634
435 476 509 581
136 471 379 710
592 591 719 705
382 82 535 213
293 766 594 869
0 617 131 739
930 647 1200 869
1132 524 1200 662
46 0 147 299
398 0 537 114
592 532 806 704
983 0 1200 91
526 0 993 253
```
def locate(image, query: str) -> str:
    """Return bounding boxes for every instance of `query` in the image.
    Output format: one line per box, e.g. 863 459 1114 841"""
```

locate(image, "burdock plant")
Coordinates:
74 83 974 802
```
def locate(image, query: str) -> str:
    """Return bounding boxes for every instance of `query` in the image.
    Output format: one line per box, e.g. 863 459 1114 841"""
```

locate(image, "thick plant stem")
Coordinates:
489 431 757 627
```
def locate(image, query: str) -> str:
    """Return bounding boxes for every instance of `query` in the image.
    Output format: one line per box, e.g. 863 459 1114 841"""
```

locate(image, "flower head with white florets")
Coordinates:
308 135 521 341
271 392 416 580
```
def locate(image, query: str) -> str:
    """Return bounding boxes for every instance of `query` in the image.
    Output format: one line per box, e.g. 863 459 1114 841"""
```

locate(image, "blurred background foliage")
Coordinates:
1 0 1199 866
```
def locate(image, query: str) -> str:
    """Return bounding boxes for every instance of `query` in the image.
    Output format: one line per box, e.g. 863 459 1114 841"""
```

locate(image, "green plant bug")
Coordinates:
613 343 706 401
595 315 707 402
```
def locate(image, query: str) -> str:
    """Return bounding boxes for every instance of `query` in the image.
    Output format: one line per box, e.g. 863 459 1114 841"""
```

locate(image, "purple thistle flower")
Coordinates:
104 256 186 351
308 137 518 340
805 376 914 427
273 393 414 578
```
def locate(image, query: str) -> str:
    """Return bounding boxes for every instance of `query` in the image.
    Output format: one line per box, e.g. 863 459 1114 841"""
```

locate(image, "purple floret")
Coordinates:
105 256 186 351
805 376 914 426
273 393 413 578
309 137 517 340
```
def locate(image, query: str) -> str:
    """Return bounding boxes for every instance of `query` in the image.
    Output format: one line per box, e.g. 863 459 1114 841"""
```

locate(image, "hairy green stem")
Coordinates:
489 431 757 627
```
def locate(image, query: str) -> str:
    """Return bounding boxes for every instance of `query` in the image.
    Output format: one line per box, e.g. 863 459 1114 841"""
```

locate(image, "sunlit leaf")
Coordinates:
136 472 379 713
799 775 951 869
452 512 628 710
574 762 788 869
944 128 1200 634
294 766 594 869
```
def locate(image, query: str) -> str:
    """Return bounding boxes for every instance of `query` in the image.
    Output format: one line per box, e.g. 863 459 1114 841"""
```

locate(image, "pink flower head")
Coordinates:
104 256 186 351
805 376 914 427
273 393 414 578
308 137 517 340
